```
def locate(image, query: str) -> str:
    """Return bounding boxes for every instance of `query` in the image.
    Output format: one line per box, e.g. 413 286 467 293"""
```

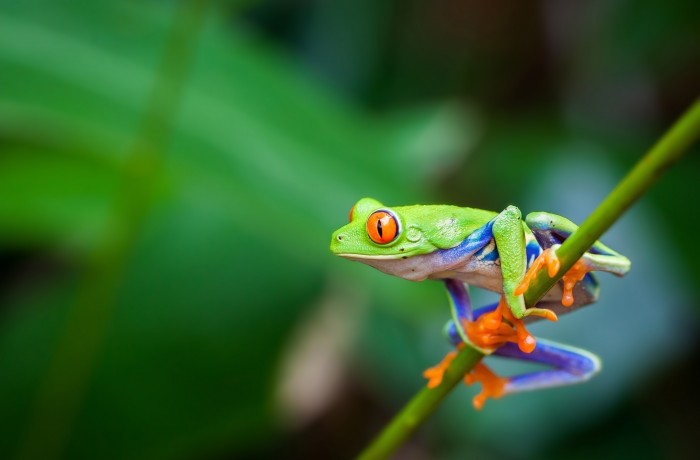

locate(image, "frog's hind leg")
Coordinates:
525 212 630 277
516 213 630 306
422 280 475 389
465 339 600 409
424 289 517 390
444 312 598 409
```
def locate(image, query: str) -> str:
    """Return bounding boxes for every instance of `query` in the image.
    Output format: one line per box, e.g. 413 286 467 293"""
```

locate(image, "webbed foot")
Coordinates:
465 296 538 353
423 345 462 388
515 247 593 307
464 362 508 410
559 258 592 306
515 247 560 296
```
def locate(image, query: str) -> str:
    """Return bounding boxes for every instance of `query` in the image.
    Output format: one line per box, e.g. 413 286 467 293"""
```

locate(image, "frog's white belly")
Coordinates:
347 248 503 290
428 260 504 293
344 241 599 313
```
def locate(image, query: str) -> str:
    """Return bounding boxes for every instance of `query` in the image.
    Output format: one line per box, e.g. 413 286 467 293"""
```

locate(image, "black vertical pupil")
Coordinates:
376 219 383 238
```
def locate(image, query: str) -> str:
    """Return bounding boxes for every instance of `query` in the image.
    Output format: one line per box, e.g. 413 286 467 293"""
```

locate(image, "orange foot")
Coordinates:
423 343 464 388
515 248 560 296
559 258 593 306
464 362 508 410
465 296 538 354
515 248 593 307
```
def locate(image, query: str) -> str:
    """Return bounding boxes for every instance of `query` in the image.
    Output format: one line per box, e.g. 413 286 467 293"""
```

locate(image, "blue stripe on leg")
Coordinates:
444 320 463 346
445 279 473 322
493 339 601 394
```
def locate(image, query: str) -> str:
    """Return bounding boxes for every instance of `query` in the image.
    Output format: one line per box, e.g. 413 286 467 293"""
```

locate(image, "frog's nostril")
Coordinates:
337 235 343 241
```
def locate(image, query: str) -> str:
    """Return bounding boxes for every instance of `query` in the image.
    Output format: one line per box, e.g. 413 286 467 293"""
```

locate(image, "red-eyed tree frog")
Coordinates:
330 198 630 409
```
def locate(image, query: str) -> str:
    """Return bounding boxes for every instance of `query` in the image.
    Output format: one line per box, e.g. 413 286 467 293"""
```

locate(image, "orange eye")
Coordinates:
367 210 399 244
349 204 355 222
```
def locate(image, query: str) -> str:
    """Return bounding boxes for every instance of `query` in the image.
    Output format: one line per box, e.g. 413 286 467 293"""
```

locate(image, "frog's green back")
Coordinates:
392 204 497 250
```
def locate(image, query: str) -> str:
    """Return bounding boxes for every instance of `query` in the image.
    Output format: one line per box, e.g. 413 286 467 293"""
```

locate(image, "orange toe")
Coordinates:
481 308 503 330
560 258 592 307
514 254 544 296
516 248 594 307
423 350 458 389
464 363 508 410
544 248 561 277
465 296 537 354
515 248 562 296
497 297 537 354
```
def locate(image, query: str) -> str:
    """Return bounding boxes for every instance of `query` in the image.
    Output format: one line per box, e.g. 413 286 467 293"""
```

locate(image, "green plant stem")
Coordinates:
357 97 700 460
524 97 700 306
358 347 484 460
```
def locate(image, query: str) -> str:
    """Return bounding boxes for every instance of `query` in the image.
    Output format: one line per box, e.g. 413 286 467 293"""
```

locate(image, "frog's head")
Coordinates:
330 198 457 280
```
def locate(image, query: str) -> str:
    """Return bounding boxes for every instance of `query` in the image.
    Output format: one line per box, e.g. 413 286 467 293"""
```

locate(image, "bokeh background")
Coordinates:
1 0 699 459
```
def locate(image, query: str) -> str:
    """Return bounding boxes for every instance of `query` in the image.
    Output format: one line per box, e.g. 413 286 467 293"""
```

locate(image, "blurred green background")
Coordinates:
1 0 699 459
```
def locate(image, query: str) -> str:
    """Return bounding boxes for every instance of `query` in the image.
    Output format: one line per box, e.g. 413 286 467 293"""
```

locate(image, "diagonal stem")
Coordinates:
524 98 700 306
357 97 700 460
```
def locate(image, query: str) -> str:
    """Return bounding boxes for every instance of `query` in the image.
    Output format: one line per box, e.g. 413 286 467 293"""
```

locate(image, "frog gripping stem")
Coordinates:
464 363 507 410
559 258 593 306
353 98 700 458
464 296 537 353
515 247 594 307
423 349 459 389
515 248 560 296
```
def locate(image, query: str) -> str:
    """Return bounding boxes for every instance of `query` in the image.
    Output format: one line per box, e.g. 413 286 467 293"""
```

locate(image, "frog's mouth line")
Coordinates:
336 250 425 261
336 253 405 260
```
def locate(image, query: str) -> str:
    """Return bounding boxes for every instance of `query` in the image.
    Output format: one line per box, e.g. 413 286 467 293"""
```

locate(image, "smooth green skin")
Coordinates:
330 198 629 322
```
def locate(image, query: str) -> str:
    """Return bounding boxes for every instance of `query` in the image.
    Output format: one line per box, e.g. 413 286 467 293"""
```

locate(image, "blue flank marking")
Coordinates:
474 239 499 261
525 241 541 268
531 228 616 257
583 272 597 287
436 219 495 265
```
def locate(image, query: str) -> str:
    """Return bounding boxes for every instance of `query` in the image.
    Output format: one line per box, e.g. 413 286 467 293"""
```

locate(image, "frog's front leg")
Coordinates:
491 206 558 322
423 280 477 388
424 280 539 389
424 281 517 388
443 280 530 355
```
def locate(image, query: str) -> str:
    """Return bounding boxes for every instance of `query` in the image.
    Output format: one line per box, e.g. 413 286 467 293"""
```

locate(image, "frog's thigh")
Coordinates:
580 252 630 277
526 211 578 234
527 212 630 270
493 339 600 394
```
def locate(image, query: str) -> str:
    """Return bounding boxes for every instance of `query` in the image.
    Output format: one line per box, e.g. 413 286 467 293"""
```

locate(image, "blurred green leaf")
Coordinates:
0 1 474 458
0 149 118 247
